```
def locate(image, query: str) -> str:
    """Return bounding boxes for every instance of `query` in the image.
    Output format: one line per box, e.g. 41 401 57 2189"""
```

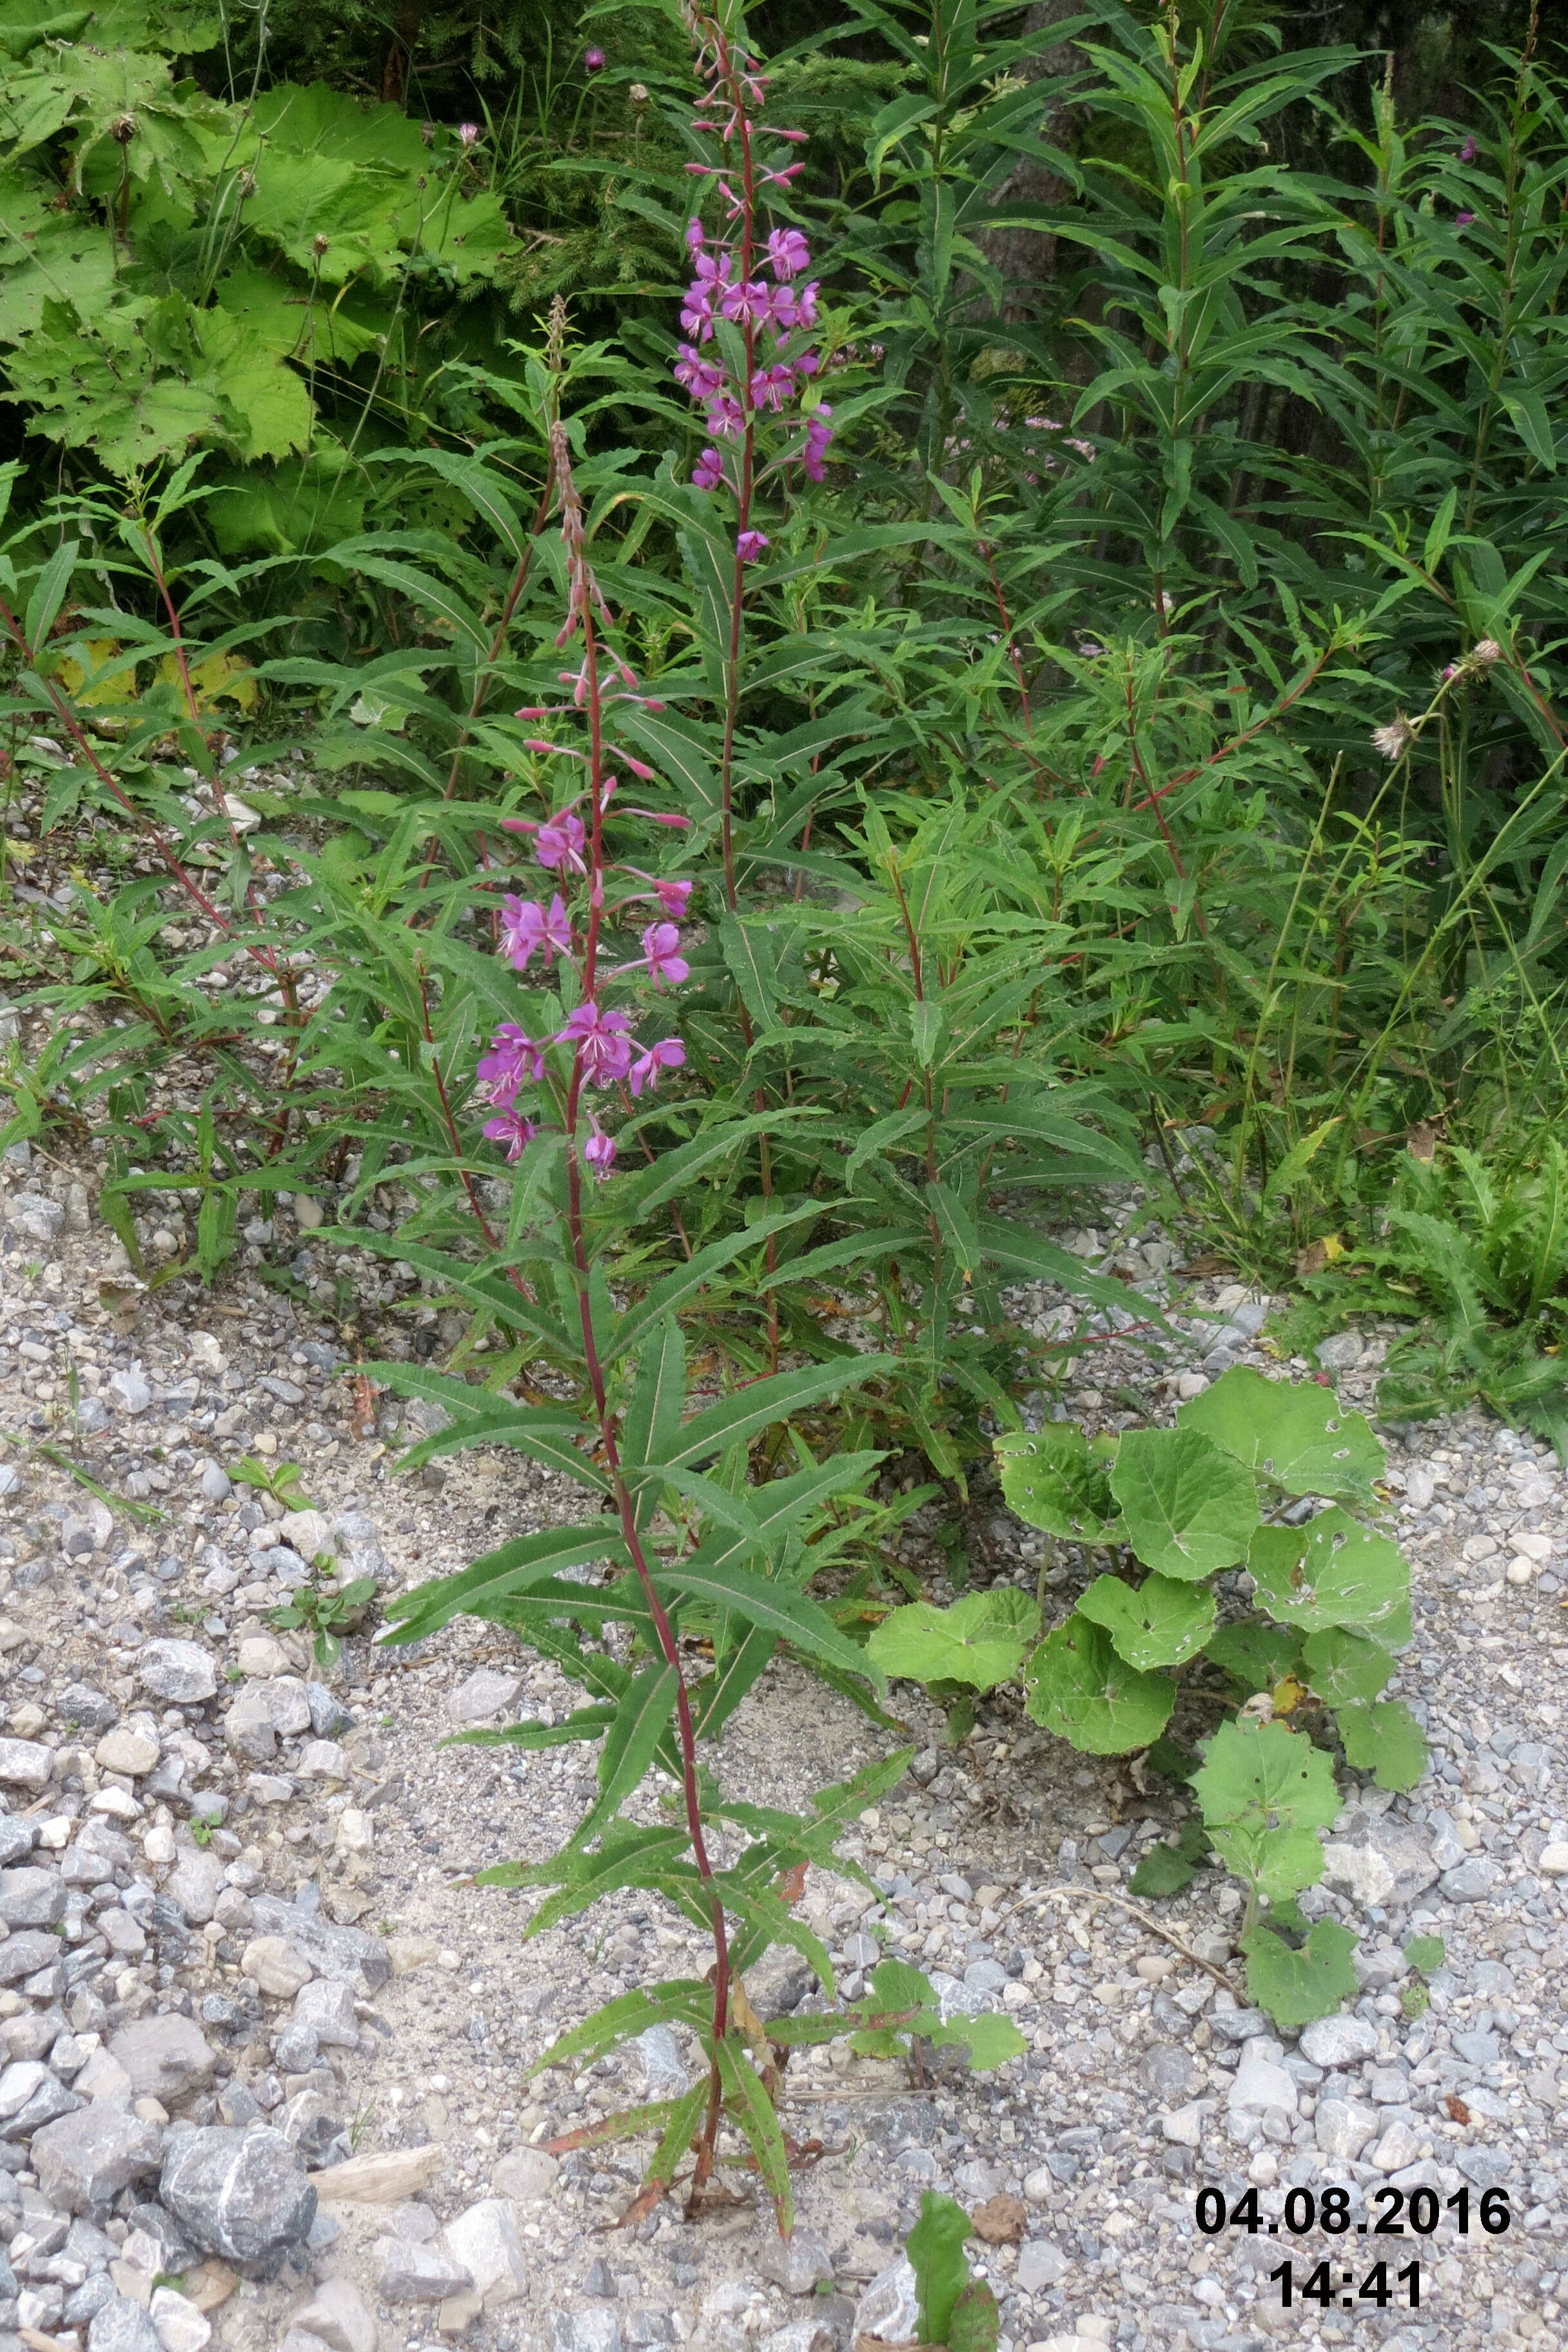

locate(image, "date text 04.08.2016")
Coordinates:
1271 2261 1420 2310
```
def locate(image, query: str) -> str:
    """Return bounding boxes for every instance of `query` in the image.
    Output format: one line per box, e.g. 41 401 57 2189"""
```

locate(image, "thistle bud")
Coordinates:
110 112 137 143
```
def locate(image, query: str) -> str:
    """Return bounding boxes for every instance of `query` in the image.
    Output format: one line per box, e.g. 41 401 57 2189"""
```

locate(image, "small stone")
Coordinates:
224 1678 312 1761
236 1637 291 1678
1371 2120 1422 2173
0 1736 53 1790
758 2230 832 2295
377 2237 474 2304
1315 2099 1379 2162
335 1808 373 1857
1536 1842 1568 1877
854 2259 917 2345
1228 2055 1297 2118
548 2318 622 2352
1017 2239 1071 2293
1299 2015 1379 2069
309 2143 444 2204
242 1936 315 1997
96 1726 161 1777
1322 1819 1438 1908
138 1643 218 1705
1141 2043 1199 2102
491 2146 558 2204
636 2024 689 2098
297 1740 348 1780
1317 1332 1364 1369
447 1668 524 1726
149 2285 213 2352
110 1370 155 1415
288 2277 377 2352
758 2327 833 2352
159 2124 317 2277
166 1849 226 1926
1160 2101 1211 2149
107 2017 217 2106
1022 2163 1054 2204
444 2197 529 2306
292 1979 359 2050
1439 1859 1498 1903
0 1865 67 1928
89 2294 162 2351
34 2102 166 2213
1208 2006 1271 2044
60 1685 119 1734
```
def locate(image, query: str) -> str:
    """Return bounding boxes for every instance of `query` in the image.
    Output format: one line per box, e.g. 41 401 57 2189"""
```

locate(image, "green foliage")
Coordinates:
1239 1916 1360 2028
271 1570 377 1673
867 1589 1039 1689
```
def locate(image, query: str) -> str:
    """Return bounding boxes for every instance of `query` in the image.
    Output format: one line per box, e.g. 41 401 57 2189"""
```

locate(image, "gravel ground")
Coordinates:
0 1141 1564 2352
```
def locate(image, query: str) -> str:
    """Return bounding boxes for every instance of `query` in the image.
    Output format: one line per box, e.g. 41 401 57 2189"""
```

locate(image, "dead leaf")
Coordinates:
609 2181 670 2231
97 1279 145 1334
1406 1121 1440 1162
1444 2094 1471 2124
971 2190 1028 2244
1295 1240 1328 1277
776 1860 809 1906
1270 1675 1307 1717
1176 1253 1231 1279
350 1371 379 1440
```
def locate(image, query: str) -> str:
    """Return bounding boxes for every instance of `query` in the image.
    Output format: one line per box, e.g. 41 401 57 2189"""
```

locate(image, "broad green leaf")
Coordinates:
1075 1571 1216 1669
941 2012 1027 2071
867 1589 1041 1691
1177 1366 1384 1500
1301 1627 1395 1708
1404 1934 1446 1975
1128 1820 1211 1898
1110 1426 1260 1579
1240 1917 1360 2028
908 2191 973 2346
948 2278 1002 2352
1191 1718 1338 1898
994 1424 1119 1543
1249 1508 1410 1642
1337 1700 1427 1792
1204 1623 1304 1694
1023 1615 1174 1754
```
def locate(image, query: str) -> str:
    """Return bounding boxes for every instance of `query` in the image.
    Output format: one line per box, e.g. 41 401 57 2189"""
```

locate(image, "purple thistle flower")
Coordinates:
583 45 605 71
458 121 480 148
736 529 769 564
500 891 573 972
557 1001 634 1086
629 1038 686 1098
642 921 689 987
482 1109 538 1162
767 226 810 280
692 446 725 491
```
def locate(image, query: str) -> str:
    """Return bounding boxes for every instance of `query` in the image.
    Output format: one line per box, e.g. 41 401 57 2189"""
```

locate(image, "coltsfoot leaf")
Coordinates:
1337 1699 1427 1792
1023 1614 1174 1754
1301 1627 1396 1707
1240 1917 1360 2027
867 1588 1041 1691
1110 1426 1260 1580
994 1424 1119 1542
1177 1364 1384 1500
1249 1507 1411 1643
1076 1569 1216 1669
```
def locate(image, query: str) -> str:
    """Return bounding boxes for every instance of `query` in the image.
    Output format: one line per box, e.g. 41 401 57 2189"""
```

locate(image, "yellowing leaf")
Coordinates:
52 636 135 705
156 648 257 711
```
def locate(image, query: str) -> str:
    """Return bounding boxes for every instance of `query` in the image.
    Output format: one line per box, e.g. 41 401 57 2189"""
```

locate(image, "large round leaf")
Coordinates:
1191 1717 1338 1899
1075 1571 1215 1669
867 1588 1041 1692
1110 1426 1260 1579
1023 1615 1173 1754
1177 1364 1384 1500
1249 1507 1410 1642
1301 1626 1396 1707
1337 1700 1427 1792
995 1426 1119 1543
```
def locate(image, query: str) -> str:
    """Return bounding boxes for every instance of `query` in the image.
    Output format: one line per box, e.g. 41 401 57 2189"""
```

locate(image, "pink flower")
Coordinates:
583 45 605 70
767 226 810 280
629 1038 686 1097
685 217 705 253
749 362 794 412
720 277 771 326
1459 133 1477 162
736 530 769 564
583 1117 618 1176
801 404 833 482
534 809 587 874
642 921 689 987
482 1110 537 1162
1455 211 1475 227
792 280 819 329
674 344 725 400
680 251 732 340
499 892 573 972
557 1001 634 1086
705 393 745 441
476 1023 547 1104
458 121 480 148
654 877 692 917
692 446 725 491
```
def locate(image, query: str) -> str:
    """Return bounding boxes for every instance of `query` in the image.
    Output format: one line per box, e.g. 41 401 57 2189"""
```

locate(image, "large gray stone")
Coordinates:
1299 2015 1378 2070
246 1895 389 1993
32 2102 165 2213
853 2259 918 2345
88 2295 162 2352
443 2198 529 2306
377 2235 473 2304
164 1848 226 1926
288 2277 377 2352
0 1866 67 1928
159 2124 316 2277
223 1678 312 1763
0 1737 52 1791
137 1642 217 1705
0 1929 74 1985
108 2015 217 2105
1322 1818 1438 1909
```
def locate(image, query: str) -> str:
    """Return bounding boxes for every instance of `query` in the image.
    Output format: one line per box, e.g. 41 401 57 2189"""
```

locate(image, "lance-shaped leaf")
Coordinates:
1240 1917 1360 2028
1177 1364 1384 1500
868 1589 1039 1691
665 1355 895 1471
379 1522 629 1645
1337 1700 1427 1792
1110 1426 1260 1579
502 1825 698 1936
1024 1615 1174 1754
569 1662 681 1852
1191 1718 1338 1900
653 1559 883 1692
715 2035 792 2233
364 1360 609 1489
531 1982 710 2077
318 1226 573 1355
995 1424 1120 1542
443 1705 613 1753
1076 1571 1216 1670
620 1317 686 1529
1249 1507 1411 1642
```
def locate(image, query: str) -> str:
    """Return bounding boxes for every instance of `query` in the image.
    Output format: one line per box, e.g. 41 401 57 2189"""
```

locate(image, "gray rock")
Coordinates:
288 2277 377 2352
0 1738 52 1792
1159 2100 1212 2149
758 2327 834 2352
223 1677 312 1761
0 1930 72 1985
165 1849 226 1926
137 1642 217 1705
159 2124 316 2276
0 2070 79 2137
1228 2056 1297 2117
853 2259 918 2345
246 1894 389 1993
32 2102 165 2213
58 1687 117 1734
1456 2146 1513 2191
1299 2015 1379 2069
0 1819 34 1867
491 2146 558 2204
107 2016 217 2105
1141 2043 1199 2101
549 2318 622 2352
447 1667 524 1726
1440 1859 1498 1903
377 2236 474 2304
9 1191 64 1245
0 1867 66 1929
1208 2006 1271 2044
1322 1819 1438 1908
64 2273 118 2326
1317 1332 1364 1371
636 2025 689 2098
1016 2239 1071 2293
758 2230 832 2295
305 1685 351 1739
291 1978 359 2050
1315 2099 1379 2162
444 2197 529 2305
88 2295 161 2352
1371 2120 1422 2173
108 1371 153 1415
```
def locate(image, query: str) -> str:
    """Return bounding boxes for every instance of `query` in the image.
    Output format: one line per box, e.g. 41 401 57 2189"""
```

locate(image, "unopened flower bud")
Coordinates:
630 83 649 103
1471 638 1503 666
110 112 137 142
